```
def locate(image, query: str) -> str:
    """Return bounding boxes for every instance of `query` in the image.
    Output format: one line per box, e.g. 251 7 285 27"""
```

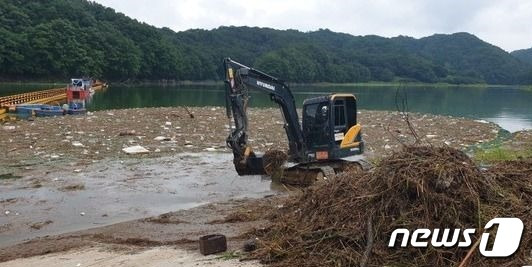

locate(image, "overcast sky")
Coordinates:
93 0 532 52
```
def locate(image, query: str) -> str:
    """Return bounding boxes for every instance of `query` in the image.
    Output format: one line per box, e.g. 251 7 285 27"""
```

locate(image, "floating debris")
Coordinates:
153 136 171 141
71 141 84 147
119 130 136 136
59 184 85 191
122 145 150 154
30 220 53 230
1 107 501 170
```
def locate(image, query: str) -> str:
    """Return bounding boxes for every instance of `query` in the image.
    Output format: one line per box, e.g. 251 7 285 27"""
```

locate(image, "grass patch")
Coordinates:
474 146 532 162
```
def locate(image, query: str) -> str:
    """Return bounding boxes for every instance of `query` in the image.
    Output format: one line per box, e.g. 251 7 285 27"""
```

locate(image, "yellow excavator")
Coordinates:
223 58 365 184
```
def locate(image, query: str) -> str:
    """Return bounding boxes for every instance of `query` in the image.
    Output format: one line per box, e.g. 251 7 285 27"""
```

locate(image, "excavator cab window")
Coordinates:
332 96 358 145
303 101 331 150
333 99 348 144
334 100 346 127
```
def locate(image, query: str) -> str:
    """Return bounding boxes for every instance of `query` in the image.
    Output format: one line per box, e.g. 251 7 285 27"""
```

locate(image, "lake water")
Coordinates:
2 84 532 132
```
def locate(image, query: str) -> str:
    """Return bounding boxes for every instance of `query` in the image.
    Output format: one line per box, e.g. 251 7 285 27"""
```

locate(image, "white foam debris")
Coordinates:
72 141 84 147
122 145 150 154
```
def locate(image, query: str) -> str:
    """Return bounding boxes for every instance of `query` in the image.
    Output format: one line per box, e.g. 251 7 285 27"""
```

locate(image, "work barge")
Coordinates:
0 80 106 119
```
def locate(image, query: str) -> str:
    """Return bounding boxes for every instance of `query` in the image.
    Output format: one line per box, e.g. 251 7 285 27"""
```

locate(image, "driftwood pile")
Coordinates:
262 150 288 176
250 146 531 266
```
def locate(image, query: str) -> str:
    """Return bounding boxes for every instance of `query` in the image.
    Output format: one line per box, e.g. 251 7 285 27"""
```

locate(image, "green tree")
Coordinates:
0 0 530 84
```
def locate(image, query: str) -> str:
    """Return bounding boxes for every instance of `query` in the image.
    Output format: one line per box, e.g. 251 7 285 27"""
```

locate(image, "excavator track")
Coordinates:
272 160 369 186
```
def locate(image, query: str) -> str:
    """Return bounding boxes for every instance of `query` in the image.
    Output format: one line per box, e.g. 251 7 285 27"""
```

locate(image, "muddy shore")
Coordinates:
0 197 278 264
0 107 509 264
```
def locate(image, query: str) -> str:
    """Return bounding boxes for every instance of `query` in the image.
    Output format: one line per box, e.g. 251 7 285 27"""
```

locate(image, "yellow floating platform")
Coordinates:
25 93 67 104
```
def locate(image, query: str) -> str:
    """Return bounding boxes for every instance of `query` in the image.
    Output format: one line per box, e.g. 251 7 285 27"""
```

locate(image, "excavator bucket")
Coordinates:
233 147 267 175
234 155 266 175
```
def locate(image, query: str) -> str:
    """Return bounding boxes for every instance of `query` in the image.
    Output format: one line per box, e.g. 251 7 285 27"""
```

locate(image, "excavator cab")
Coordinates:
302 94 363 161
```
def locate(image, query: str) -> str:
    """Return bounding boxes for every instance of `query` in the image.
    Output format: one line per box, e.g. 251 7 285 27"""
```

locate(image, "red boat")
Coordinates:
67 78 92 99
66 78 90 115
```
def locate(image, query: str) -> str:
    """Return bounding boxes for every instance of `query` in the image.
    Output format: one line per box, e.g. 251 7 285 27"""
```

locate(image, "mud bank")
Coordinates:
0 196 279 265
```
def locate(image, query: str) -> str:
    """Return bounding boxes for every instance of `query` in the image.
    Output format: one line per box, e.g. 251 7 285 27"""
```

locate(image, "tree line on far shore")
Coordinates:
1 0 531 85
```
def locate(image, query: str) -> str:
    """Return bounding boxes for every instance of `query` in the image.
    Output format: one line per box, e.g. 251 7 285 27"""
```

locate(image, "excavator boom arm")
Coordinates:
223 58 306 173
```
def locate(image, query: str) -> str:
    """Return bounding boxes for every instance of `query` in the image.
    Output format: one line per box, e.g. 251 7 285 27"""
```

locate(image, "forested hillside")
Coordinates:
512 47 532 65
1 0 531 84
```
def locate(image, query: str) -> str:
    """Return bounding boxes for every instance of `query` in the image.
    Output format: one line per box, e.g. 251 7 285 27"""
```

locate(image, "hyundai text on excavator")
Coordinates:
224 58 365 184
